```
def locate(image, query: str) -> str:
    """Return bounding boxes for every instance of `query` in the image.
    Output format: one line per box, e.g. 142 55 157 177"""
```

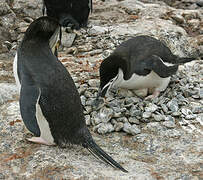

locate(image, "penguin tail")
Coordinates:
175 57 197 64
83 139 128 173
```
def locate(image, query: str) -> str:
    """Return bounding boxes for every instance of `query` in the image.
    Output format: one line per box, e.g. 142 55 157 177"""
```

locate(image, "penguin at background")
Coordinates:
97 35 197 100
13 16 127 172
42 0 93 29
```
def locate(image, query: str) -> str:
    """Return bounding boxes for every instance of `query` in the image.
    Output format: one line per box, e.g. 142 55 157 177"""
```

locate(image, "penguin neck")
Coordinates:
100 54 128 89
21 38 50 52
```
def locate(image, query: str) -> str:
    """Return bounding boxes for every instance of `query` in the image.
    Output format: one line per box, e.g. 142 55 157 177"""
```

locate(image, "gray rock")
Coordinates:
162 116 176 129
91 111 102 125
61 33 76 48
130 106 142 117
185 114 197 120
179 119 189 126
113 112 122 118
145 104 158 113
85 98 95 106
125 97 140 105
161 104 169 113
192 106 203 114
199 88 203 99
84 91 94 98
128 117 140 124
142 112 152 119
88 79 100 87
85 115 91 125
167 99 179 112
171 111 181 117
117 117 128 123
108 99 121 108
123 122 131 134
153 114 165 122
88 49 103 56
114 122 124 132
94 123 114 134
130 124 141 135
98 107 114 123
80 95 86 106
181 108 192 116
123 122 141 135
88 26 108 36
165 115 175 122
84 106 92 115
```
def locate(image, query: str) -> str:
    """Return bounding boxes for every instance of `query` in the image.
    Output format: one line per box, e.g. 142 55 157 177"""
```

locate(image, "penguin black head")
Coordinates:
97 54 128 99
23 16 61 56
42 0 91 29
24 16 59 41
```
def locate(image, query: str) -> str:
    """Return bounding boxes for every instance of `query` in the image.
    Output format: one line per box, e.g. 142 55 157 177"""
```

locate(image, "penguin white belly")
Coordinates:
114 69 170 92
36 95 55 145
13 53 21 92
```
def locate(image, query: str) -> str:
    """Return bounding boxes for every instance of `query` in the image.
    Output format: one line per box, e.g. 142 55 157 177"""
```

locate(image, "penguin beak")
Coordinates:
96 86 109 99
93 87 107 109
54 40 61 57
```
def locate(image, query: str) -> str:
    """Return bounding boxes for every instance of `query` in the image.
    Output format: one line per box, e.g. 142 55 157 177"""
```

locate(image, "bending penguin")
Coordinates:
42 0 93 29
97 35 196 100
13 16 127 173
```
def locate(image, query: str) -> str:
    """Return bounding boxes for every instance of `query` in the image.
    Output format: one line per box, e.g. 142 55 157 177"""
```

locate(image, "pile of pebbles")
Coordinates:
69 59 202 135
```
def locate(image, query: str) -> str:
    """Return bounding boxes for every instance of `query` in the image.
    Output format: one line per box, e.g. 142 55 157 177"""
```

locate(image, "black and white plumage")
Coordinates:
13 16 127 172
42 0 92 29
97 35 196 99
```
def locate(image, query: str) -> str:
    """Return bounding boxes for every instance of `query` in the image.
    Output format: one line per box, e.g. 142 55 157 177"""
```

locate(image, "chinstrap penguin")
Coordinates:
13 16 127 172
42 0 93 29
97 35 197 100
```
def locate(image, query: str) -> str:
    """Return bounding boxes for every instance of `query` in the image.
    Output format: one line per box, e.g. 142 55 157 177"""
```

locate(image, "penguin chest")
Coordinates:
113 69 170 92
36 97 55 145
13 53 21 92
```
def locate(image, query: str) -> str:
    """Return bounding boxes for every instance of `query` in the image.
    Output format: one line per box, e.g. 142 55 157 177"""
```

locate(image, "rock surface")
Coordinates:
0 0 202 179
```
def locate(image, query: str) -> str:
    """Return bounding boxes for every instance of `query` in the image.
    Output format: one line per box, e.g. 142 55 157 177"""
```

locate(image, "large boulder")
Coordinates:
0 2 17 54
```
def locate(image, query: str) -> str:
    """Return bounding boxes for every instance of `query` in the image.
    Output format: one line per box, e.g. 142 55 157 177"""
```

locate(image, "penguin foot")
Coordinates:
145 90 160 100
27 137 55 146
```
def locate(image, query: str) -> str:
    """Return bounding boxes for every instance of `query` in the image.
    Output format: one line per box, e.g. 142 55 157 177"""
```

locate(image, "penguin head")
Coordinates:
97 57 120 98
23 16 61 54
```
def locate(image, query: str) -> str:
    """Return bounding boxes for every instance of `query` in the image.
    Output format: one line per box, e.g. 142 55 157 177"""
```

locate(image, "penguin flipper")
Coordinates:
20 84 40 136
142 55 178 78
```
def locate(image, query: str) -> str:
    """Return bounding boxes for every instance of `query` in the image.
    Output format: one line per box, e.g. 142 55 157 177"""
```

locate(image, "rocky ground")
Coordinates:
0 0 202 179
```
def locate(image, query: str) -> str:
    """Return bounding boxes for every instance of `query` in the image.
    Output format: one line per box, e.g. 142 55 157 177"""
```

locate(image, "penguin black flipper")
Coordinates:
133 55 179 78
20 82 40 137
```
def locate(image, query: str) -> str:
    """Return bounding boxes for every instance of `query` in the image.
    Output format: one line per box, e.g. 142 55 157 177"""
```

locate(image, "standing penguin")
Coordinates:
97 35 196 100
13 16 127 172
42 0 92 29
